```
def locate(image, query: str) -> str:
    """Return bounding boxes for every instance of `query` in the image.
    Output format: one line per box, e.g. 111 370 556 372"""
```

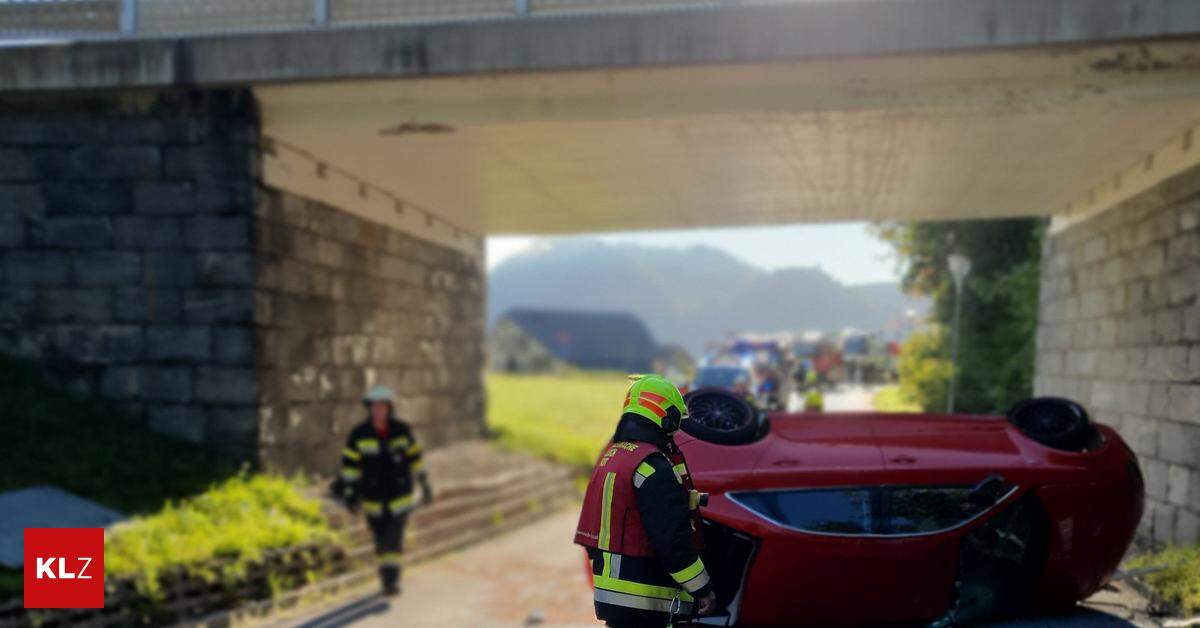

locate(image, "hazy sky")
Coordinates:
487 221 901 285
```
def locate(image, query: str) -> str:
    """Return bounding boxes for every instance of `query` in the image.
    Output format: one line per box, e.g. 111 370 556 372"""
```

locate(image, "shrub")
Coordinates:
105 473 338 600
896 327 954 412
872 385 921 412
1128 544 1200 616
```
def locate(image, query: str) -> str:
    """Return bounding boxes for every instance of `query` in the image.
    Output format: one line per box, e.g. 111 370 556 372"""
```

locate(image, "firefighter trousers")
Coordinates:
368 512 409 593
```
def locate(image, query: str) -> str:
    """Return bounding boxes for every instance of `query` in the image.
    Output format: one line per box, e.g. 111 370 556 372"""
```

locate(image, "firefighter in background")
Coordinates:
575 375 718 627
339 385 433 596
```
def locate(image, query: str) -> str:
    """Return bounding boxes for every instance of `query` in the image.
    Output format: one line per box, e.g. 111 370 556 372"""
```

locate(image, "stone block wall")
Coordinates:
0 90 262 459
0 89 487 470
1036 166 1200 546
252 187 487 474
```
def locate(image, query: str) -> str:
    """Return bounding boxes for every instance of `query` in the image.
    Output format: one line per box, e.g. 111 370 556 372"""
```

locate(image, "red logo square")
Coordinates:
23 528 105 609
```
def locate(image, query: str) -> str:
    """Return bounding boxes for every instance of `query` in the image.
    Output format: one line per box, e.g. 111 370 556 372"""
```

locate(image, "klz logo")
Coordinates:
24 528 104 609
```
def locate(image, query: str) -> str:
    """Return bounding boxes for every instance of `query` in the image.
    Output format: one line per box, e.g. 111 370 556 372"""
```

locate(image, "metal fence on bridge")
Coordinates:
0 0 732 39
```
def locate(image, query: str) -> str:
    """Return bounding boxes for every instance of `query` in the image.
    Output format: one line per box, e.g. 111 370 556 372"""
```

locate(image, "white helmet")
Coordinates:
362 385 396 405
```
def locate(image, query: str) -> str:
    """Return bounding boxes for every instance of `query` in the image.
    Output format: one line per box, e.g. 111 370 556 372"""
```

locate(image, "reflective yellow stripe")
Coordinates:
593 574 693 602
670 557 705 584
362 501 383 515
410 460 425 471
635 461 655 477
389 436 409 450
356 439 380 454
340 468 361 480
388 496 413 512
407 443 422 456
342 447 361 461
672 463 687 478
598 471 616 551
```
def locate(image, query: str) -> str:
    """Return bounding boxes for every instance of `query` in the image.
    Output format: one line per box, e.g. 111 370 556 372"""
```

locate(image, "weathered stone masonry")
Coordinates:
253 188 486 474
0 90 262 458
0 89 486 471
1036 165 1200 546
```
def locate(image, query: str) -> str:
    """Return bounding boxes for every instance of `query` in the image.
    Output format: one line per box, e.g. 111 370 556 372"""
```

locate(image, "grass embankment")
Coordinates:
0 356 335 601
0 357 234 513
872 385 923 412
487 371 628 475
1128 544 1200 616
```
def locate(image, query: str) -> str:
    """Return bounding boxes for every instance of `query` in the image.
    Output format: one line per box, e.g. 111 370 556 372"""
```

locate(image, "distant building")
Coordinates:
490 308 659 373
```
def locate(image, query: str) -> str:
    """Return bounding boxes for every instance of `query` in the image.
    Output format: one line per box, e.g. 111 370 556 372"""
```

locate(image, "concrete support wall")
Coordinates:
1036 167 1200 547
0 89 487 470
253 187 486 474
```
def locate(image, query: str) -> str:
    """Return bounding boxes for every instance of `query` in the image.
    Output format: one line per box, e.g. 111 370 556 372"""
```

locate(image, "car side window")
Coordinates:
887 487 987 534
735 489 872 534
733 485 1000 536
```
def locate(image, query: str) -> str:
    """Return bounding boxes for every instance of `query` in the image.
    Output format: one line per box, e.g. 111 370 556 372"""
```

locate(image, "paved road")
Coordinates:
788 383 881 412
268 506 1157 628
267 508 596 628
268 386 1156 627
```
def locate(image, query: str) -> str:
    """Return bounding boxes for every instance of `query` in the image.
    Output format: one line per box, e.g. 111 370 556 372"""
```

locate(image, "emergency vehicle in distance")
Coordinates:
673 388 1143 626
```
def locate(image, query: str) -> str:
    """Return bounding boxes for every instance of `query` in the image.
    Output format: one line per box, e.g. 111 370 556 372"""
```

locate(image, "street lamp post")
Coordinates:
946 253 972 414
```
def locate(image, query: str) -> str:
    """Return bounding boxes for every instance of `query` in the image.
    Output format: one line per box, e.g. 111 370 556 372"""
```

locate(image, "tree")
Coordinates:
875 219 1044 414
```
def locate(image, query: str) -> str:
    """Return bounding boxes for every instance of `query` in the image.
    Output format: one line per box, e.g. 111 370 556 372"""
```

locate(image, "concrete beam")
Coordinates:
3 0 1200 91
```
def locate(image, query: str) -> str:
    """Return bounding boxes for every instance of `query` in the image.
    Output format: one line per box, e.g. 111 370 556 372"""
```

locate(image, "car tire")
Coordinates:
682 387 760 445
1007 397 1093 452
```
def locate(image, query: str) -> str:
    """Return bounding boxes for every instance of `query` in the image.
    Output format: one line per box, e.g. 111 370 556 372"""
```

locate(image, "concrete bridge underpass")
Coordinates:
0 0 1198 545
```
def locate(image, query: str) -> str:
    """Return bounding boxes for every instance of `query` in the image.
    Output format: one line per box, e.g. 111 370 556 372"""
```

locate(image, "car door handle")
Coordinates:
890 455 917 465
772 459 800 466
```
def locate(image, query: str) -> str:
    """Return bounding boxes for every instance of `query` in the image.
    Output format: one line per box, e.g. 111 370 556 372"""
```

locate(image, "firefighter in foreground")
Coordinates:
575 375 718 627
338 385 433 596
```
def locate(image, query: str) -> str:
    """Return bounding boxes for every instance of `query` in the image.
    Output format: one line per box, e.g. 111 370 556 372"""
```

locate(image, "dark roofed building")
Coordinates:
489 308 658 373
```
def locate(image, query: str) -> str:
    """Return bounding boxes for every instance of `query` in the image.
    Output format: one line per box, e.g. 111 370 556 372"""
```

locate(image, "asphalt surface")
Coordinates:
787 383 882 412
266 385 1160 628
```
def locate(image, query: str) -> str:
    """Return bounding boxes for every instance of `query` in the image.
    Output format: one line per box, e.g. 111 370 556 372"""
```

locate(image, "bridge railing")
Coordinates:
0 0 728 39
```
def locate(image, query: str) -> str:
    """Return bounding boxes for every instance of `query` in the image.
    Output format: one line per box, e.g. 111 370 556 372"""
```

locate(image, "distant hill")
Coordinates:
488 240 928 355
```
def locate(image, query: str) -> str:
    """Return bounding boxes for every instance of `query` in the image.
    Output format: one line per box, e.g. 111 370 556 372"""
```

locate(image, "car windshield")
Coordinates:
694 366 748 388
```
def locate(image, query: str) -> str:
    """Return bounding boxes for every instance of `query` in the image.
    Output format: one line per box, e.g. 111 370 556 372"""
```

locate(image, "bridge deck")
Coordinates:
3 0 1200 234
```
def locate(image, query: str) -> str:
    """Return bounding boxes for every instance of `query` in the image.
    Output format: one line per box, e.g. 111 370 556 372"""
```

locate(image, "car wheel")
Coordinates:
682 387 760 445
1007 397 1093 452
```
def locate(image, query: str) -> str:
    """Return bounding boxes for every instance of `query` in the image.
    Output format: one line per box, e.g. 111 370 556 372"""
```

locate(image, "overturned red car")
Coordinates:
675 389 1144 627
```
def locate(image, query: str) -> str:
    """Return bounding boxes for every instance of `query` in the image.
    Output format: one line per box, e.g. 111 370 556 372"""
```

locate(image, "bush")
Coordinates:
872 385 921 412
106 473 338 600
896 327 954 412
1128 544 1200 616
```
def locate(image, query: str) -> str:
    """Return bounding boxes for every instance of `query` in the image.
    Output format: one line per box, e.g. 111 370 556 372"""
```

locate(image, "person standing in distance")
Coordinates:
338 385 433 596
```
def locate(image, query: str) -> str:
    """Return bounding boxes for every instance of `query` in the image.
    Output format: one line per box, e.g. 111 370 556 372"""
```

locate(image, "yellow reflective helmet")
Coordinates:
622 374 689 428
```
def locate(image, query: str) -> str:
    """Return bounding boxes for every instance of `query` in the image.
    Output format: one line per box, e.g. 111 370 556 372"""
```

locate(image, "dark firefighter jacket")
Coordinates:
340 417 425 518
584 414 713 624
